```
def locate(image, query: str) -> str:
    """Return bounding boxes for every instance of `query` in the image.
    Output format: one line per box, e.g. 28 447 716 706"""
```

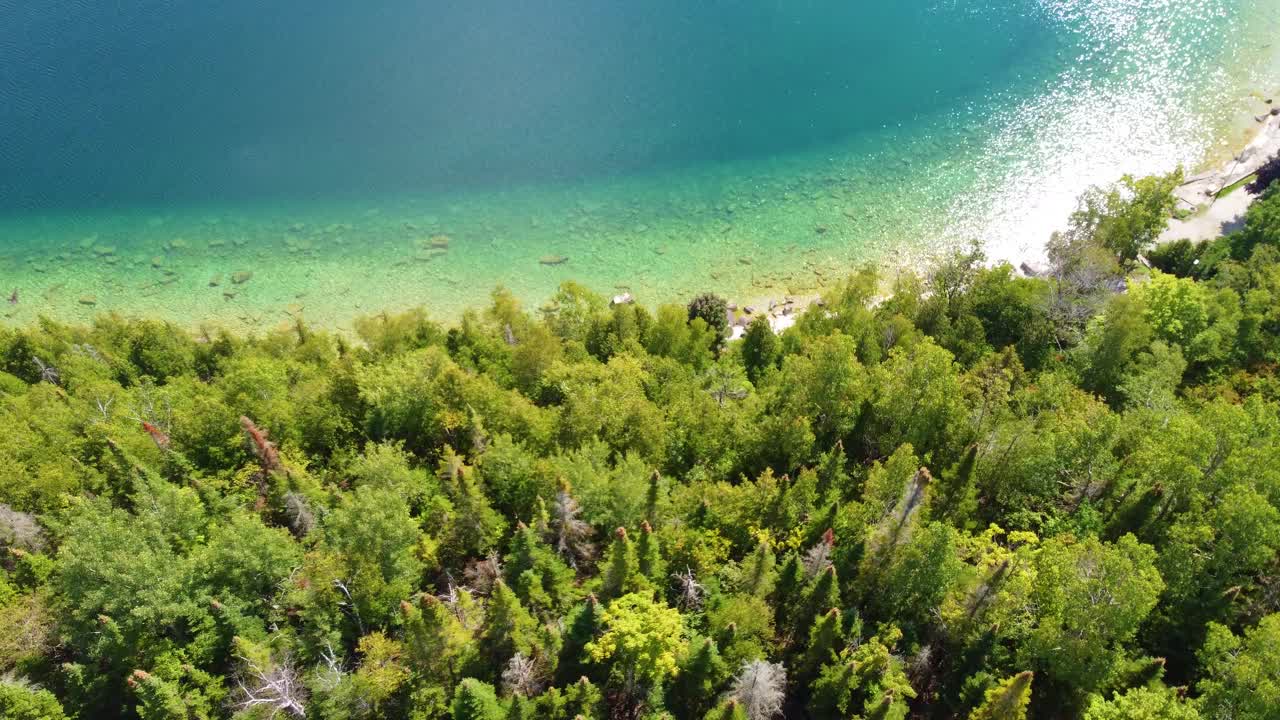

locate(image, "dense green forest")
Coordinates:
3 164 1280 720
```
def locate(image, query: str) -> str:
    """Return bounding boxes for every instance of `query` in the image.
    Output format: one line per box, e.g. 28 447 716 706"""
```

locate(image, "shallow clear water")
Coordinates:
1 0 1277 330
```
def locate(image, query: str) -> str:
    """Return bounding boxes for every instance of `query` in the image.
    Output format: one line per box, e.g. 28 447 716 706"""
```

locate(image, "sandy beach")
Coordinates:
1160 107 1280 244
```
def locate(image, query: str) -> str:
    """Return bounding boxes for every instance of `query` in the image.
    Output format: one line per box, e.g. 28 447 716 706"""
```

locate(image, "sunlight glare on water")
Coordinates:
954 0 1278 262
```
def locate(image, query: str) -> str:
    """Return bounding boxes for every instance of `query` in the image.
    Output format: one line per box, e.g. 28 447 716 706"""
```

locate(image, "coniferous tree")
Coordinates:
808 627 914 719
969 671 1033 720
815 440 850 503
729 660 787 720
795 565 840 641
703 698 749 720
798 608 845 686
548 479 595 569
741 315 780 385
128 670 191 720
451 679 504 720
556 595 605 687
561 676 605 719
865 691 896 720
772 553 805 631
505 521 576 614
480 581 539 673
741 539 775 598
934 444 979 527
669 637 726 720
645 470 667 525
803 503 839 551
403 594 477 687
439 446 507 557
636 521 665 586
600 527 641 601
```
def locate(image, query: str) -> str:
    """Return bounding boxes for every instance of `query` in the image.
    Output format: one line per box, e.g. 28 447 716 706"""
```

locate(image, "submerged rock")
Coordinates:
231 270 254 285
78 295 97 306
539 254 569 266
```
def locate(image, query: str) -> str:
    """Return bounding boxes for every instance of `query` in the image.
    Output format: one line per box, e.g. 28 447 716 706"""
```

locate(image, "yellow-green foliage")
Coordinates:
587 592 687 685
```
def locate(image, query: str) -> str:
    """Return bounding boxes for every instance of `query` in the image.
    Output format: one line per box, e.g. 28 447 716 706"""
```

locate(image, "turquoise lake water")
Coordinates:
1 0 1278 330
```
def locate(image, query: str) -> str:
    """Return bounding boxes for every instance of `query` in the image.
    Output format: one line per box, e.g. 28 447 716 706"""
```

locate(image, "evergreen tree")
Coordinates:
403 594 478 686
1083 684 1200 720
636 521 666 586
561 676 605 720
741 315 780 384
795 565 840 640
481 581 540 672
802 503 839 551
865 691 896 720
556 595 605 686
704 699 749 720
439 446 507 557
600 527 641 601
969 671 1033 720
669 637 726 720
934 444 979 528
808 628 914 720
798 608 845 686
772 553 805 631
815 440 850 503
645 470 667 525
0 681 69 720
451 679 504 720
128 670 190 720
505 521 576 613
505 695 531 720
741 539 775 598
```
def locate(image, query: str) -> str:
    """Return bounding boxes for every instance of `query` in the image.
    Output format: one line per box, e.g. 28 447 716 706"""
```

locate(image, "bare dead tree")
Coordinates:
501 652 546 697
549 481 594 569
802 528 835 578
438 579 481 630
332 580 365 636
93 395 115 422
464 552 504 596
31 356 59 385
232 655 308 718
671 567 705 611
0 503 46 553
312 643 345 693
283 493 316 537
730 660 786 720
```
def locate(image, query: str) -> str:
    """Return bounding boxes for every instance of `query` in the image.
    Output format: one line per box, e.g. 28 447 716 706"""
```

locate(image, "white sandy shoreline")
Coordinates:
1159 107 1280 244
725 104 1280 337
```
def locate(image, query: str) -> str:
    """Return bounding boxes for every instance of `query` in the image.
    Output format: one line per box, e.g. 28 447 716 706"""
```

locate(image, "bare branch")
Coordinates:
232 654 308 718
730 660 786 720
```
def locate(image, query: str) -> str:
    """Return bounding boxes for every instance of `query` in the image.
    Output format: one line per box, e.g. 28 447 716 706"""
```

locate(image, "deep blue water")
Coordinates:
1 0 1276 330
0 0 1055 209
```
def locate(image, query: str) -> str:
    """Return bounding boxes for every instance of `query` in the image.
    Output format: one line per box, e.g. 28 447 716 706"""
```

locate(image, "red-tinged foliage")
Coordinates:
141 421 170 450
240 415 282 474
